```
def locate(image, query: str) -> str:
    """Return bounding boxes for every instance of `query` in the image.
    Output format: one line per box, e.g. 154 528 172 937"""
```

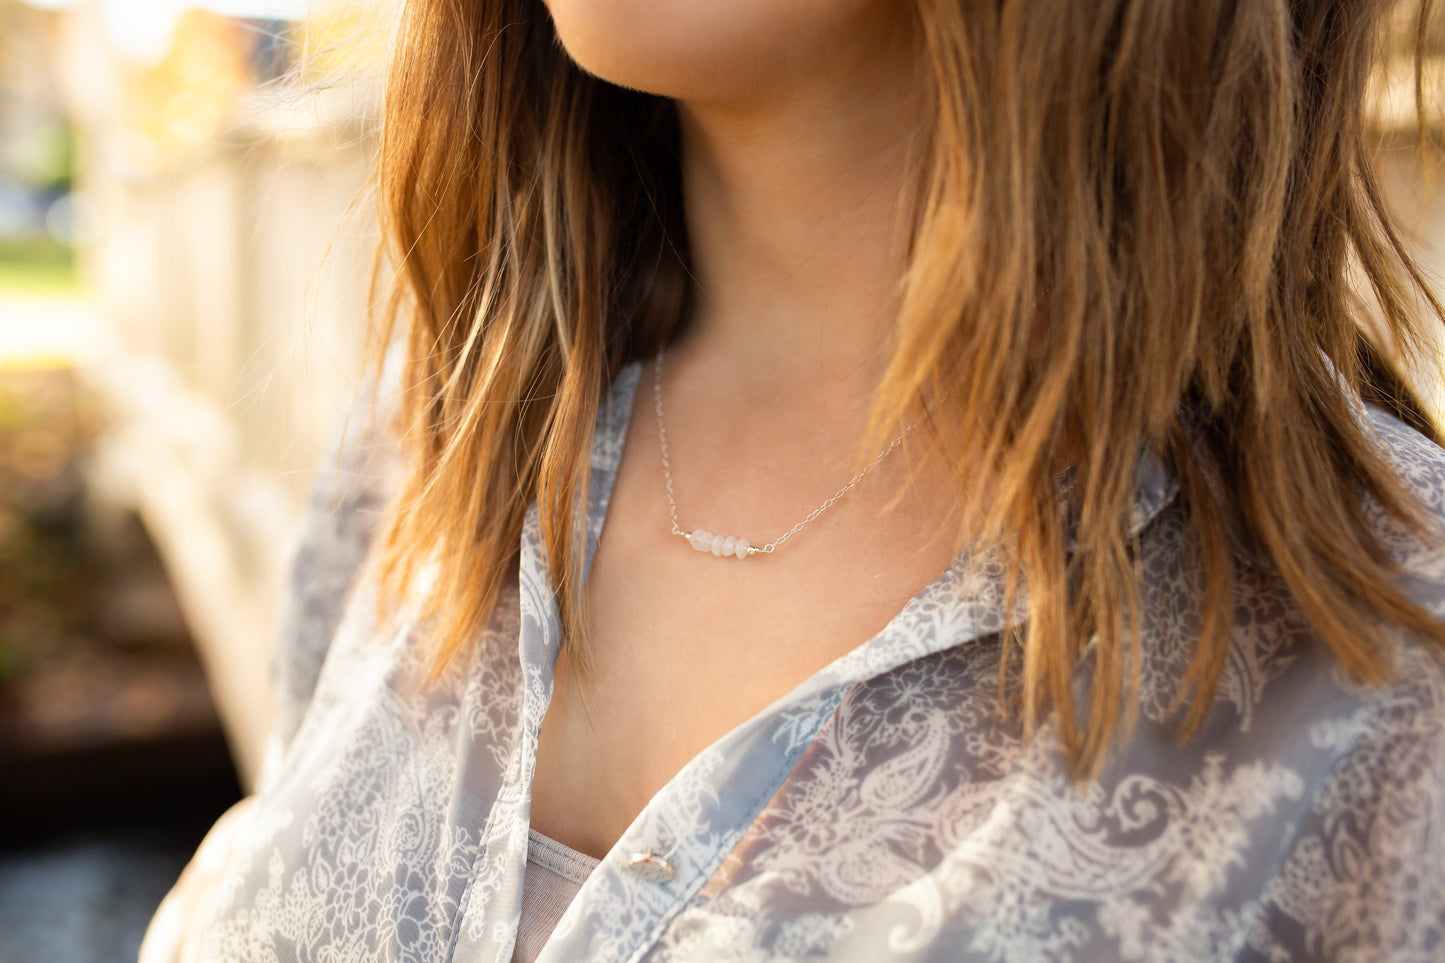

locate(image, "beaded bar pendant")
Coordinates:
683 529 754 559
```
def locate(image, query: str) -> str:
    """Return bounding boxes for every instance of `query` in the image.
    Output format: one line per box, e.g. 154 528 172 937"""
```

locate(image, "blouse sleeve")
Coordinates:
254 359 402 793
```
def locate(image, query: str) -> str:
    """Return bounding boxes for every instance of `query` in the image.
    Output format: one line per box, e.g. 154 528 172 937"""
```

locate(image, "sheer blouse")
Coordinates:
194 359 1445 961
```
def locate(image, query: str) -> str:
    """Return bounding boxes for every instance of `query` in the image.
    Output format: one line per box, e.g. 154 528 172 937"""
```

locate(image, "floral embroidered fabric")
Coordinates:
196 358 1445 961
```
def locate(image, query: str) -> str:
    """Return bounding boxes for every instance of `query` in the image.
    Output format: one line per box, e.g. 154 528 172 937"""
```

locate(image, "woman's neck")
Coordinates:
670 10 928 402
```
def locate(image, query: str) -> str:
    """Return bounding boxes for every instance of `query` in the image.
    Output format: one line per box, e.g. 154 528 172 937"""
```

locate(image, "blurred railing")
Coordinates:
63 4 380 785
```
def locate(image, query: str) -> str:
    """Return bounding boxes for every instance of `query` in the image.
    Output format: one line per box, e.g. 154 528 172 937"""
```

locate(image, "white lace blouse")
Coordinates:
195 359 1445 961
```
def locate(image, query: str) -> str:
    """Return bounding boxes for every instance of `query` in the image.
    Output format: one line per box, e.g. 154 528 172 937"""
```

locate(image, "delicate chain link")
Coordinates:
653 349 688 539
653 348 915 555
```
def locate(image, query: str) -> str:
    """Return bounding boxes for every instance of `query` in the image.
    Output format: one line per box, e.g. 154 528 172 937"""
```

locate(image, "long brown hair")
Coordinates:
366 0 1445 778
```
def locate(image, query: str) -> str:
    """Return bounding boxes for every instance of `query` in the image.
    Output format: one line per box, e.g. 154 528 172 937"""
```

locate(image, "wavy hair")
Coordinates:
366 0 1445 777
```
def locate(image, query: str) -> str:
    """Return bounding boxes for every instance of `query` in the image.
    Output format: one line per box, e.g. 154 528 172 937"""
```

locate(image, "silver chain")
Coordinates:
652 347 915 556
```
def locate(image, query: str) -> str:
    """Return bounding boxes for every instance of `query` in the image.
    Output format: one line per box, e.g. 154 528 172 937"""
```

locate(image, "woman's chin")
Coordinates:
539 0 884 104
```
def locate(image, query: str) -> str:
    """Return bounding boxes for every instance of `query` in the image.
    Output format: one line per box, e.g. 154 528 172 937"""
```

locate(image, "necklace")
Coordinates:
652 347 914 560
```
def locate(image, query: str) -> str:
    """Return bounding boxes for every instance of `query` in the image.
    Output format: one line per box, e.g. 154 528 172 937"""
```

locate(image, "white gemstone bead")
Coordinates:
720 535 736 557
734 537 750 559
689 530 712 552
711 534 727 556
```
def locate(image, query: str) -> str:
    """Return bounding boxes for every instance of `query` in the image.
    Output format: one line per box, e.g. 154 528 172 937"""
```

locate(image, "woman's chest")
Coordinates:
527 430 972 860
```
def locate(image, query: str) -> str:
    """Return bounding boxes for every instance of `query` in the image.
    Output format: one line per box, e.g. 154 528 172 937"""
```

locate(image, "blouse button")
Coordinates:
627 849 676 883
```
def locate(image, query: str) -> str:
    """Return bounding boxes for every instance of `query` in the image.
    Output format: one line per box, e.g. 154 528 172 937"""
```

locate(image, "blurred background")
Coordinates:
0 1 1441 961
0 1 385 959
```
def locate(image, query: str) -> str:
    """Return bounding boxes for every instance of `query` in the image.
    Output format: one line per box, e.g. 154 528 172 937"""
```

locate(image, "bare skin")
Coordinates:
530 1 973 860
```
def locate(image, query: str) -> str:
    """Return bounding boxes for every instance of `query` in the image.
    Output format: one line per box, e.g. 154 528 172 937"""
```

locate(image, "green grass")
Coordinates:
0 240 79 297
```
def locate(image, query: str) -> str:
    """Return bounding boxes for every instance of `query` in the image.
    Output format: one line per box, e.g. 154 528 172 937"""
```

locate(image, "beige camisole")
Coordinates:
510 828 601 963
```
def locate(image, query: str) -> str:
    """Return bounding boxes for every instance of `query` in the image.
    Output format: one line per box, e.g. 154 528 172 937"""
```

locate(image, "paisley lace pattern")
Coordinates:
192 359 1445 962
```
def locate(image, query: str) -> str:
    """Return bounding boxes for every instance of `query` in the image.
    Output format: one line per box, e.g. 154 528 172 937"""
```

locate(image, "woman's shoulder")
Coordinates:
261 354 406 778
1364 399 1445 507
1256 407 1445 955
1246 398 1445 712
1357 401 1445 605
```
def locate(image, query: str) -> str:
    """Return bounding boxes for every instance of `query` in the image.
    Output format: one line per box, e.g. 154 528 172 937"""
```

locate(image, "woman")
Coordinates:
144 0 1445 960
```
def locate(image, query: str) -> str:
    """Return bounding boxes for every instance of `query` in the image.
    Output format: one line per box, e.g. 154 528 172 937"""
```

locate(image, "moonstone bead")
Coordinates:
685 529 751 559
